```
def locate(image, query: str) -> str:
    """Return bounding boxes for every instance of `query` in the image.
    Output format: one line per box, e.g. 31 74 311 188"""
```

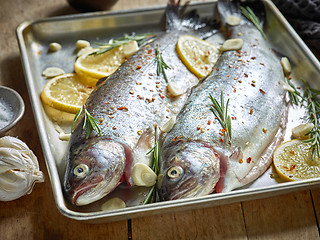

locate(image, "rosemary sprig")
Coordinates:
155 44 171 83
240 6 267 39
285 77 302 105
143 127 159 204
300 80 320 160
209 92 232 144
286 78 320 160
71 105 102 139
91 33 155 56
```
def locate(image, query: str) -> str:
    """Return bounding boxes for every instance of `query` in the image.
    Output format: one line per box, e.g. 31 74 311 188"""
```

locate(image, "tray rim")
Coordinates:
16 0 320 222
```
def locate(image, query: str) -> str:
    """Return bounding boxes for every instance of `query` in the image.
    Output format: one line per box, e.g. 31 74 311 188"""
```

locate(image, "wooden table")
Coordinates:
1 0 320 239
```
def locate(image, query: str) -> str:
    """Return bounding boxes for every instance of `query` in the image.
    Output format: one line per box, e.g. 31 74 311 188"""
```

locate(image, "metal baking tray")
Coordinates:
16 0 320 222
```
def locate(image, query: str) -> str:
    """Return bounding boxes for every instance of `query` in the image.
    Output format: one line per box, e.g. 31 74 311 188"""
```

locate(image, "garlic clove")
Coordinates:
101 197 126 211
292 123 314 139
160 116 176 133
123 40 139 57
221 38 243 52
132 163 157 187
0 136 44 201
280 57 291 76
42 67 65 78
76 40 90 50
226 15 241 26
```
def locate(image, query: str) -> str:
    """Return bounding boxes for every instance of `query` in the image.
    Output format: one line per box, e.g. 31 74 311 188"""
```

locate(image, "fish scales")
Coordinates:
159 1 287 200
63 1 216 206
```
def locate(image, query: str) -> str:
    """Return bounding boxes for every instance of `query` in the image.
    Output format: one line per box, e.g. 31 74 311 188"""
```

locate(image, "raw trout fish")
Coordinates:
159 0 287 200
63 0 217 206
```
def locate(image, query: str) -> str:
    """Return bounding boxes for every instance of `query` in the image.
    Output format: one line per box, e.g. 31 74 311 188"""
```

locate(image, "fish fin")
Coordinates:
164 0 219 38
125 127 155 186
96 76 108 88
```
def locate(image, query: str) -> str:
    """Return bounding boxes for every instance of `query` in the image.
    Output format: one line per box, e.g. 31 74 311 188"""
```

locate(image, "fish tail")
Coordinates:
164 0 219 38
217 0 265 27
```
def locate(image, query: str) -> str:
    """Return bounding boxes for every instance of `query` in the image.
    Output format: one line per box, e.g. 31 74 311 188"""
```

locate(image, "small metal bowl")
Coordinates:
0 86 25 136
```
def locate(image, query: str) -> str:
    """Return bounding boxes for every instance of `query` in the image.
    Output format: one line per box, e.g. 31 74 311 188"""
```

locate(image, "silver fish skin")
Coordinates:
159 1 287 201
63 1 217 206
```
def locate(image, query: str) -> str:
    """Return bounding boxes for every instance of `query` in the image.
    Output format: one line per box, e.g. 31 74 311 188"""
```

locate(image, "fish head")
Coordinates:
63 137 128 206
158 140 221 201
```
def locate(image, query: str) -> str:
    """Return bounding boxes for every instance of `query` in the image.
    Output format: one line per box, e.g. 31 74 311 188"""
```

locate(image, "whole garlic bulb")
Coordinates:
0 136 44 201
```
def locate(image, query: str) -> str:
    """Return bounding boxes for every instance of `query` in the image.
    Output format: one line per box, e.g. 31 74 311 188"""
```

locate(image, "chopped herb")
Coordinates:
91 33 155 56
72 105 102 139
143 127 159 204
155 44 171 83
209 92 232 145
240 6 267 39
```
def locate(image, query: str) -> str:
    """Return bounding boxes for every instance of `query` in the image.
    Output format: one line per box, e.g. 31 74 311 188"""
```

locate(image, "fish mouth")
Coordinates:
71 174 104 206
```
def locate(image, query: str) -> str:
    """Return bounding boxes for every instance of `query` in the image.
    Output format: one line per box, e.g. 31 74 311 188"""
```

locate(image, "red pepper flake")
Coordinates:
260 63 265 65
259 89 266 94
137 130 143 135
220 138 224 142
197 125 201 130
244 73 248 77
289 150 295 155
159 93 165 99
231 116 237 120
137 95 143 99
246 157 252 163
173 136 178 141
208 120 211 125
219 132 224 136
108 115 115 119
236 50 242 54
250 108 254 114
216 68 220 71
233 88 236 93
238 80 242 83
129 89 134 94
227 75 230 77
229 65 233 68
239 159 243 164
148 49 153 54
136 65 142 70
117 106 128 111
105 102 110 104
112 126 117 130
251 83 256 87
136 82 142 85
99 117 104 122
234 77 238 80
251 57 256 60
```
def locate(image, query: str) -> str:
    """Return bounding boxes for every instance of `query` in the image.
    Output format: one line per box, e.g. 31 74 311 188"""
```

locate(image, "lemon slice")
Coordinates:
273 139 320 181
40 73 93 114
74 40 139 87
176 35 220 78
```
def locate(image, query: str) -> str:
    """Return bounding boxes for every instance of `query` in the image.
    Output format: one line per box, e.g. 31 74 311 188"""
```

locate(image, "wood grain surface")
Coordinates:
0 0 320 239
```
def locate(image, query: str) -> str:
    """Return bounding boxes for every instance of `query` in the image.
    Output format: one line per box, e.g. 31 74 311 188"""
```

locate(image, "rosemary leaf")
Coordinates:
287 78 320 160
91 33 155 56
72 105 102 139
155 44 171 83
143 127 160 204
240 6 267 39
209 92 232 144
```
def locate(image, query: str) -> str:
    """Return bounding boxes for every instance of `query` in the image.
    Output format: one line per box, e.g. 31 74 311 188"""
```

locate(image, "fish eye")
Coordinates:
167 166 183 180
73 164 89 178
